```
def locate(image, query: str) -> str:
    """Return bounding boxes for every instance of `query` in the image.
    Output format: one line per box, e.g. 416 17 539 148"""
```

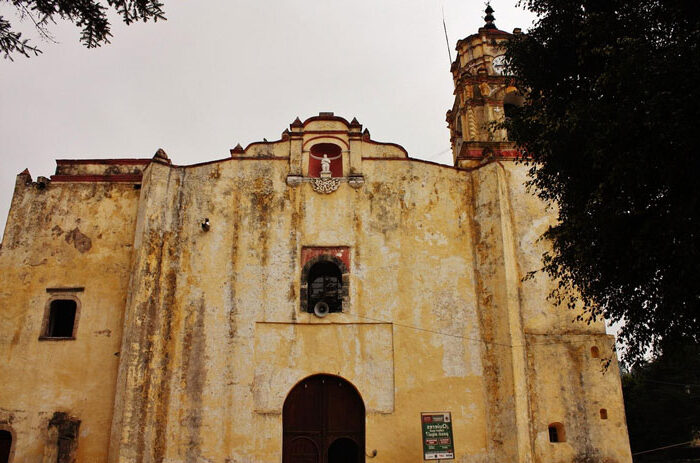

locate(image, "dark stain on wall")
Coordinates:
181 297 207 462
65 227 92 253
48 411 81 463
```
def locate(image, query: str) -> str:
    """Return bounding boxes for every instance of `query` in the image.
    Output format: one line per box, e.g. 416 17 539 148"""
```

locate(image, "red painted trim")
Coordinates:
55 159 150 165
362 139 409 156
463 148 520 159
170 157 289 168
302 135 349 150
226 156 289 161
244 138 286 151
362 157 468 172
50 174 143 183
302 246 350 269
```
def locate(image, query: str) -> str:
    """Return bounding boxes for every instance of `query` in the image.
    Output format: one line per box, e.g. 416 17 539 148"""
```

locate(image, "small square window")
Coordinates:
40 294 81 340
548 422 566 443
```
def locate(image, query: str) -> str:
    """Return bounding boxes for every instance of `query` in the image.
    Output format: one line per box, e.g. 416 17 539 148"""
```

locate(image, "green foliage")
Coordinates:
504 0 700 365
621 343 700 461
1 0 165 60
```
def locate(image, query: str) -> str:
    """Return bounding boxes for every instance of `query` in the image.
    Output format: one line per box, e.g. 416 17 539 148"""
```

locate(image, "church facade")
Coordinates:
0 15 632 463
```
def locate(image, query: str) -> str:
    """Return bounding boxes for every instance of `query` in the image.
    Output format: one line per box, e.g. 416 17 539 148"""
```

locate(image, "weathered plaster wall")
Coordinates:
0 172 139 461
527 335 631 463
0 120 631 463
498 163 632 463
107 155 494 463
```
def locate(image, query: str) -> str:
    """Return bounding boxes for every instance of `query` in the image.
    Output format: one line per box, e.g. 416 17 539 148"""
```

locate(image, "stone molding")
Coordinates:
286 174 365 193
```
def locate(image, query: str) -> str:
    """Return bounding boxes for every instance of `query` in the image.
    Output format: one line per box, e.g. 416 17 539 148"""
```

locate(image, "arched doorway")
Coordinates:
283 375 364 463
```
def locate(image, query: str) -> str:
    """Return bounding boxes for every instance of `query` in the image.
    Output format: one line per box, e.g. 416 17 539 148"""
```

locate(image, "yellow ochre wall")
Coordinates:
0 172 139 462
0 115 631 462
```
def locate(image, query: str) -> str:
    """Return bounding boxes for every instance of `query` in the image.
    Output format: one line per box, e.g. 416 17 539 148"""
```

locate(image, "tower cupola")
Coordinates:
446 7 522 168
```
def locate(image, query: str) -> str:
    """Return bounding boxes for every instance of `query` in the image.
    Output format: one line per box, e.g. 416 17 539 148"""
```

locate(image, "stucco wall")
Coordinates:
0 123 631 462
108 157 494 462
0 173 139 461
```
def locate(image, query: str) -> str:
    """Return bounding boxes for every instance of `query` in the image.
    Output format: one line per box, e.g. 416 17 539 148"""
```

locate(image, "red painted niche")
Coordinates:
308 143 343 178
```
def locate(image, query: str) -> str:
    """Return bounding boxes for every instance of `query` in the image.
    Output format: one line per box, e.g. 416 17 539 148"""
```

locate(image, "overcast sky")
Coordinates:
0 0 537 235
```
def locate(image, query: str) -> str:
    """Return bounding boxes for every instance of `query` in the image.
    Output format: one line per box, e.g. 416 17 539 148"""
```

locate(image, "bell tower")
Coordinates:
447 5 523 168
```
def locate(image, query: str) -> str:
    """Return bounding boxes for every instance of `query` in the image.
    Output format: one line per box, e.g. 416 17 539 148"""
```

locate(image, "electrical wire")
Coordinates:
632 441 693 456
421 147 452 160
346 312 618 349
641 379 700 388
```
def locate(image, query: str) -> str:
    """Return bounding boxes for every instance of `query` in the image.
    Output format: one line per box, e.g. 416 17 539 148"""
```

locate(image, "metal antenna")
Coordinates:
442 4 452 64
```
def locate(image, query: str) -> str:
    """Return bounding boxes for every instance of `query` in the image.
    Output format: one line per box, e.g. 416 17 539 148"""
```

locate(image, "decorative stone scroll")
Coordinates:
286 174 365 194
310 177 341 194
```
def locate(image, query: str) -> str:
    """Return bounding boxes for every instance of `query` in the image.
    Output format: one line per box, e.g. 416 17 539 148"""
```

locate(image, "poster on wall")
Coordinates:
421 411 455 460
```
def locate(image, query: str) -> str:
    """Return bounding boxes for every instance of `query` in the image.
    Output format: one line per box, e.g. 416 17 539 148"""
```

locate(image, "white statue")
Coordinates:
320 154 331 177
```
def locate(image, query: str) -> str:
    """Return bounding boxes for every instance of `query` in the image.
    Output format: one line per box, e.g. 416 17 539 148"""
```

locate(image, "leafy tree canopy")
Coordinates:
504 0 700 364
1 0 165 60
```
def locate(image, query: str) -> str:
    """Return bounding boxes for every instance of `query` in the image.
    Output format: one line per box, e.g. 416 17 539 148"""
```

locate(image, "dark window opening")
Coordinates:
46 299 77 338
308 261 343 313
502 91 524 141
600 408 608 419
503 103 519 140
548 423 565 443
591 346 600 358
0 430 11 463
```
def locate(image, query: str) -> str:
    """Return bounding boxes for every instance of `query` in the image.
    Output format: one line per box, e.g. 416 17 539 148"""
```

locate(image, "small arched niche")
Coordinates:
591 346 600 358
309 143 343 178
548 422 566 443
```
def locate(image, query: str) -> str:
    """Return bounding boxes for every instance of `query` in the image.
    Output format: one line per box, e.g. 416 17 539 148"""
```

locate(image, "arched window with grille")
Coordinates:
300 254 349 314
308 261 343 313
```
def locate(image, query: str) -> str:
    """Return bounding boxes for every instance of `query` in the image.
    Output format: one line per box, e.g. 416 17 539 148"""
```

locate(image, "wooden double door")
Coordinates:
283 375 365 463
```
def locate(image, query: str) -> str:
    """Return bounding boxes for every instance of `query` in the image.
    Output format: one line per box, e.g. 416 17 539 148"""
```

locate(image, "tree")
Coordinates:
504 0 700 365
621 342 700 461
1 0 165 60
